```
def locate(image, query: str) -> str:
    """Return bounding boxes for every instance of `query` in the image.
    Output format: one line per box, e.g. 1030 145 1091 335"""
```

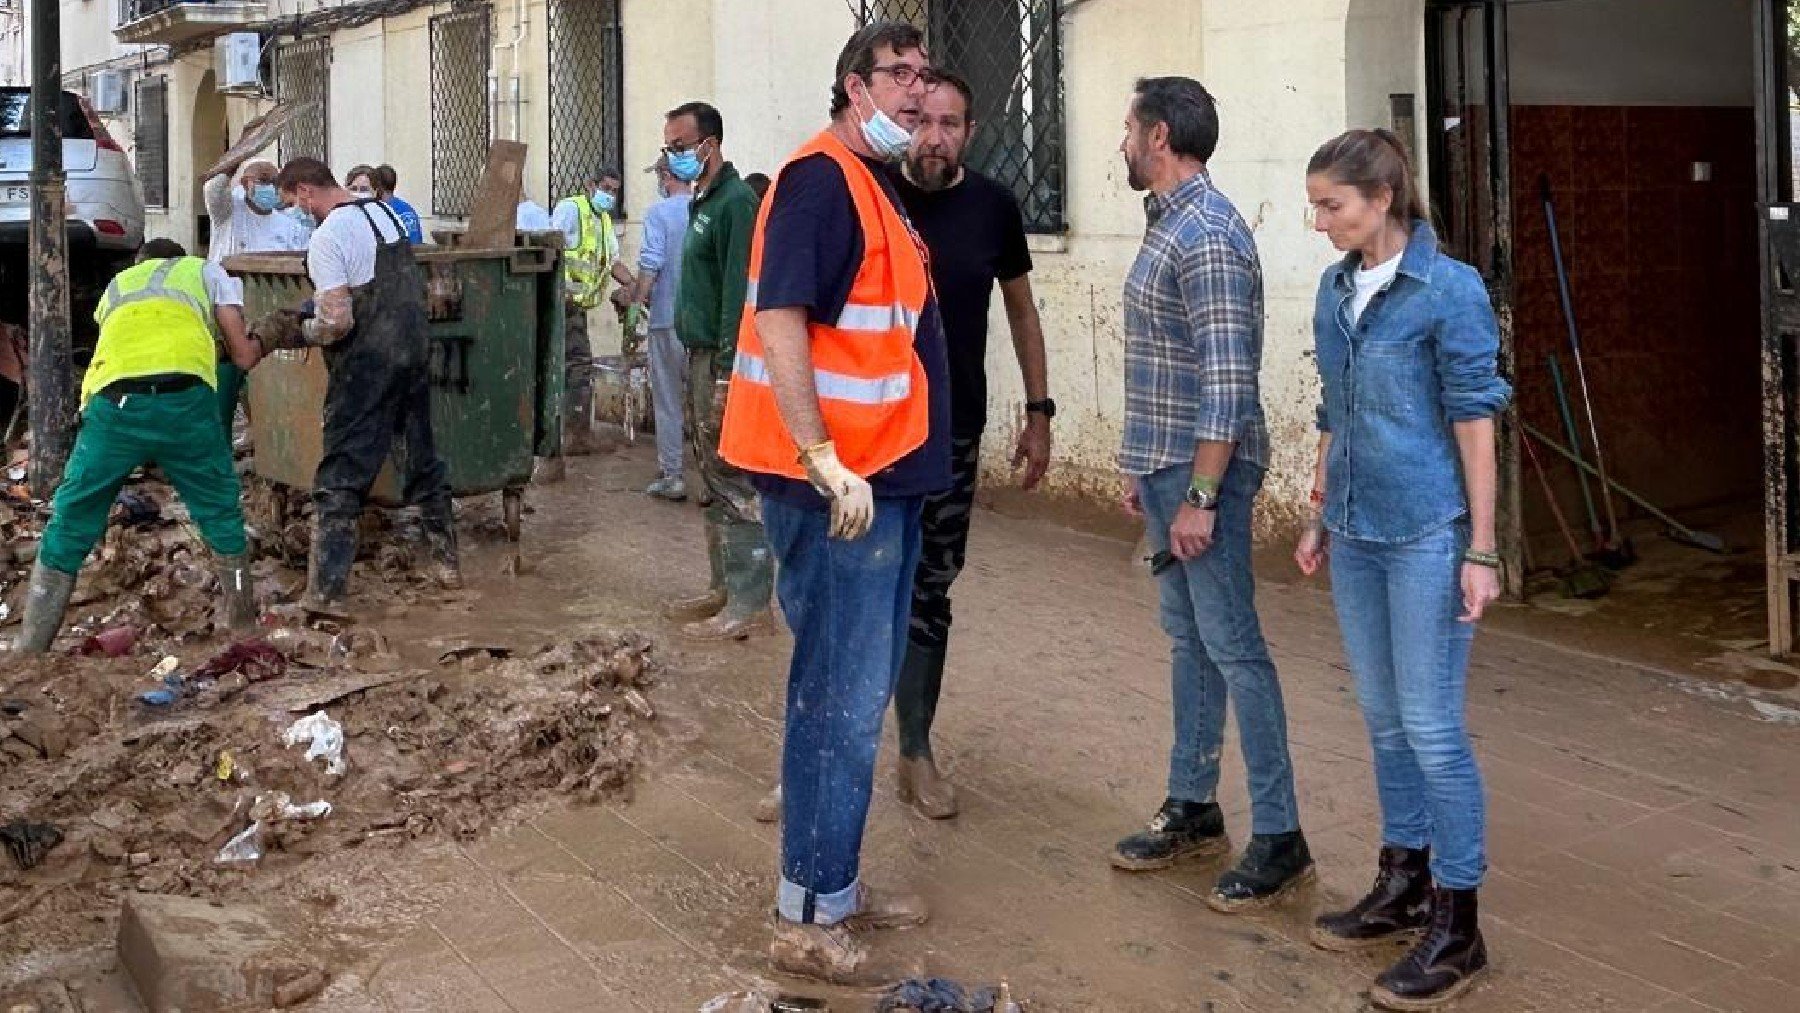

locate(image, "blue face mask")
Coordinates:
590 189 616 214
667 142 707 183
250 184 280 212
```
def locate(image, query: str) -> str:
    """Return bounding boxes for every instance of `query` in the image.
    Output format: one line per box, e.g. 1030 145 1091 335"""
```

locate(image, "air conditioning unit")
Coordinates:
216 33 264 96
90 70 127 115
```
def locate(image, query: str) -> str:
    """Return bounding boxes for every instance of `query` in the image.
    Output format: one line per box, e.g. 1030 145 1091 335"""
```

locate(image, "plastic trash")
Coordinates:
282 711 346 775
149 656 180 680
137 688 178 707
214 822 263 864
79 624 140 657
876 979 1003 1013
251 791 332 823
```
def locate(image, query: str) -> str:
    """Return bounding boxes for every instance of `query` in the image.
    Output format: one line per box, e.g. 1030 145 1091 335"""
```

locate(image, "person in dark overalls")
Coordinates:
253 158 460 614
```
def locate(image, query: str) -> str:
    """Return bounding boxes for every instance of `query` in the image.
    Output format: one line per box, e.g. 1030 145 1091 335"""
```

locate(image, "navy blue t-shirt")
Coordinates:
748 152 952 509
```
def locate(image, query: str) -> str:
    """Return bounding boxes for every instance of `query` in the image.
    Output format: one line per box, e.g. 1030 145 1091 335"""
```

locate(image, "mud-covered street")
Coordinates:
3 438 1798 1012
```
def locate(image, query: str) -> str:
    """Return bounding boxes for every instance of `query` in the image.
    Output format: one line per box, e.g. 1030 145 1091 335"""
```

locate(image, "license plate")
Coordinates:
3 185 28 203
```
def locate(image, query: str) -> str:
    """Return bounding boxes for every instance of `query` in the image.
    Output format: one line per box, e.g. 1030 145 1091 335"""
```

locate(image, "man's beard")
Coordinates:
906 152 960 192
1125 150 1150 193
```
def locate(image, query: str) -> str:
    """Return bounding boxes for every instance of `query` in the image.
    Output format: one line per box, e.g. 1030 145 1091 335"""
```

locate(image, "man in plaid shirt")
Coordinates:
1110 76 1312 913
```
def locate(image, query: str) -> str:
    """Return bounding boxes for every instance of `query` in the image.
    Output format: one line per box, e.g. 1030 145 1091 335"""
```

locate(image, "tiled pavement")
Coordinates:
336 451 1800 1012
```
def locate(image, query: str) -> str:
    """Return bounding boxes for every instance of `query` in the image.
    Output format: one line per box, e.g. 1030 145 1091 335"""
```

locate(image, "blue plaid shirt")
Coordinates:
1118 171 1269 476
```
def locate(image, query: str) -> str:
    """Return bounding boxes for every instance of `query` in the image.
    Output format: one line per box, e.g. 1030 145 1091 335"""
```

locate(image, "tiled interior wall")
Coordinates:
1508 104 1761 540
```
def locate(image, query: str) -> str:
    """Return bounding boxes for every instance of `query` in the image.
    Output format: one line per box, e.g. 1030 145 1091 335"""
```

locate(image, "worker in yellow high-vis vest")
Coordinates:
11 238 267 654
548 169 633 465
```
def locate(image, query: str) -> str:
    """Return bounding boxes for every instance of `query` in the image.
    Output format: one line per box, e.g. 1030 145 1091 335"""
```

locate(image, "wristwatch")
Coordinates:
1184 484 1220 511
1025 397 1057 419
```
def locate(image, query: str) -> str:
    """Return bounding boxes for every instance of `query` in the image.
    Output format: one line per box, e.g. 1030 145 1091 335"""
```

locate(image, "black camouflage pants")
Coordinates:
907 435 981 649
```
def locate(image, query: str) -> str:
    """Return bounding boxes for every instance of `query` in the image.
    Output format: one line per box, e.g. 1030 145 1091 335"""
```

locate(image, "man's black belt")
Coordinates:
98 374 204 401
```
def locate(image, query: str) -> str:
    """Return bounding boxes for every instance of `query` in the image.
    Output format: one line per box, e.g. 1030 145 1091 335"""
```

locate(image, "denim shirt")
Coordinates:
1313 220 1512 544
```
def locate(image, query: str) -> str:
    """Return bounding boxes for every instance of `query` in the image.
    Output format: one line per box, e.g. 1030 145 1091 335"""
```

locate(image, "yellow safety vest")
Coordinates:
562 195 617 309
83 256 218 407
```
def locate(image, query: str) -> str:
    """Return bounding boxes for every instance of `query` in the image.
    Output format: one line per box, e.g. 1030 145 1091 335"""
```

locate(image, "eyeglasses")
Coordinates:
869 63 939 89
661 137 711 156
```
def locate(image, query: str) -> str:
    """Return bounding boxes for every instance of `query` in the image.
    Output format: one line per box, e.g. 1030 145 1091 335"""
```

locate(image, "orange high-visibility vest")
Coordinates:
718 130 931 481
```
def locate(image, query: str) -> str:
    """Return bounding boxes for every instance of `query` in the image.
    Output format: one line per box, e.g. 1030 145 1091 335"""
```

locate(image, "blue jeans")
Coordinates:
1328 522 1487 888
763 494 924 925
1138 460 1300 835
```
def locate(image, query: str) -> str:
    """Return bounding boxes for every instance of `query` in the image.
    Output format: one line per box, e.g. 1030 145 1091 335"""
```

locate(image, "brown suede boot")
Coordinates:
769 919 917 988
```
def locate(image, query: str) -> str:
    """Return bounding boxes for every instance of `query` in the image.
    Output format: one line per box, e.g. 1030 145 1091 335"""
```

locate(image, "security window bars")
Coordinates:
431 6 492 218
134 76 169 210
274 37 330 165
547 0 624 208
858 0 1066 232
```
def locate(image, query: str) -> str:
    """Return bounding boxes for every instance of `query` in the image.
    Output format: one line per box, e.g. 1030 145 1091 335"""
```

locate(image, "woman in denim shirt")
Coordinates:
1296 130 1511 1012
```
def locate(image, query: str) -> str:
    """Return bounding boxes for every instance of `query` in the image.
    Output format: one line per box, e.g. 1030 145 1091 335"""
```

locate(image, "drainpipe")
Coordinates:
493 0 527 141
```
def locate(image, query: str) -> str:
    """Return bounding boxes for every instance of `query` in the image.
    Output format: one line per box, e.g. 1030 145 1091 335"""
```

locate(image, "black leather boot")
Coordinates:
1206 830 1316 913
1110 798 1228 871
302 514 359 617
1310 846 1432 951
1370 886 1488 1011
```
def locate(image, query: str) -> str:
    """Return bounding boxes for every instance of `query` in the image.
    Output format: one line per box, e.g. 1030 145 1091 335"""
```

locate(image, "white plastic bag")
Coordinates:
215 822 263 864
282 710 346 776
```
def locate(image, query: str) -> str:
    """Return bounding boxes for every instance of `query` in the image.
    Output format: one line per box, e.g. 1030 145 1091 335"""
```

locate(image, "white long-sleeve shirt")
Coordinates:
204 175 311 262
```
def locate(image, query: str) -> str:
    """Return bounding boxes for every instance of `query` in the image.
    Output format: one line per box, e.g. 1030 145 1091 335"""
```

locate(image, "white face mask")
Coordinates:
854 81 913 161
349 187 375 200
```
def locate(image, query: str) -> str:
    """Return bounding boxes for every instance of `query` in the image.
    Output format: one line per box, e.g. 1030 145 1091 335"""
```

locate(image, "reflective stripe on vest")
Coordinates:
717 129 932 481
734 352 913 406
82 256 218 407
743 280 921 335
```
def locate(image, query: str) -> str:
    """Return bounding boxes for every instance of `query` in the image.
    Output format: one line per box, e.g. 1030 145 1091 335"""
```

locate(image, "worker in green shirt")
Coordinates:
12 238 265 653
658 100 774 642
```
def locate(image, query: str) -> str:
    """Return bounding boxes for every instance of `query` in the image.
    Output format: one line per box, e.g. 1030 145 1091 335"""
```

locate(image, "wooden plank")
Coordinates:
463 141 528 251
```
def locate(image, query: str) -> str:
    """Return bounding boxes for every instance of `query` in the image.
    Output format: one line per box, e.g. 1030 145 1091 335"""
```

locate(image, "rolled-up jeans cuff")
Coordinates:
777 876 860 925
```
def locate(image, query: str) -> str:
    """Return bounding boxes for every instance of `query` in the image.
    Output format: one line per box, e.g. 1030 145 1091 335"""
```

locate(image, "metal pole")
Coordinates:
27 0 72 497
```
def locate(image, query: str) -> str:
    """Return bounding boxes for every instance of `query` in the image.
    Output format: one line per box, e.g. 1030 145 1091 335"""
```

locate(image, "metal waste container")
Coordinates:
224 242 564 542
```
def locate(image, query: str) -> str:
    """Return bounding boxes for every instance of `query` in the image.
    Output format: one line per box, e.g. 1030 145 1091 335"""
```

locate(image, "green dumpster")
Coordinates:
223 243 565 542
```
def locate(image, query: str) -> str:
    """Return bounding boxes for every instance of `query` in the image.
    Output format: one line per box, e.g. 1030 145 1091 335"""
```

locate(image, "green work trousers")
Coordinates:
39 383 247 574
216 359 246 437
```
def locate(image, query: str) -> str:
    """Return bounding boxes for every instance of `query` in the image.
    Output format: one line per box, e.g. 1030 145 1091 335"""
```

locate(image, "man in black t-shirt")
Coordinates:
886 70 1053 818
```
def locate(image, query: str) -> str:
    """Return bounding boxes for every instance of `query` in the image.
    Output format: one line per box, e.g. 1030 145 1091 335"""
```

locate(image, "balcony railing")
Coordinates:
115 0 269 47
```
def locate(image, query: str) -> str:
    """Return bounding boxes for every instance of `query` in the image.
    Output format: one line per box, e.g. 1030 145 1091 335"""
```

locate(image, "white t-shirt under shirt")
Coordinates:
1351 251 1402 325
307 200 407 292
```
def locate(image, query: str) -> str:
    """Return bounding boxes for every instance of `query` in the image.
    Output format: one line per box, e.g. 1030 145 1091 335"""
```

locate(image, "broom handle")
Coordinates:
1543 177 1625 544
1523 428 1586 563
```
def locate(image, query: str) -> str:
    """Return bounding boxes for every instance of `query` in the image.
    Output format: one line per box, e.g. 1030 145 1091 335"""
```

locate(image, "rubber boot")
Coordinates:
894 642 957 818
564 402 595 457
1370 887 1488 1011
12 562 76 654
682 522 773 642
1310 846 1432 952
422 517 463 591
302 514 359 618
214 553 259 634
662 523 726 621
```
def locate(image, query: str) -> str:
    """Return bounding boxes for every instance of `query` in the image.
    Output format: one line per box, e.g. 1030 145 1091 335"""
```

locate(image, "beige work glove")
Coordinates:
800 440 874 541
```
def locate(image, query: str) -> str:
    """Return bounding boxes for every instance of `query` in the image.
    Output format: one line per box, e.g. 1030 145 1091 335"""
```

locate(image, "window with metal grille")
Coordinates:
856 0 1065 232
274 37 330 165
547 0 624 207
431 6 492 218
134 75 169 210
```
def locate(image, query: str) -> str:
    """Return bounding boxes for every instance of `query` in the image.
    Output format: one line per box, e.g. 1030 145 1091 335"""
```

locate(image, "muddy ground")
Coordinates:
0 473 671 1007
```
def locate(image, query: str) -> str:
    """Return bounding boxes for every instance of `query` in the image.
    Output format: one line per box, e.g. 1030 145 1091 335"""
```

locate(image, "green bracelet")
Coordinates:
1463 549 1501 569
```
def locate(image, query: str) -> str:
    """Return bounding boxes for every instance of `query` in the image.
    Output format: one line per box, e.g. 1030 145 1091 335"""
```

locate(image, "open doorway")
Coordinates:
192 70 226 253
1427 0 1775 674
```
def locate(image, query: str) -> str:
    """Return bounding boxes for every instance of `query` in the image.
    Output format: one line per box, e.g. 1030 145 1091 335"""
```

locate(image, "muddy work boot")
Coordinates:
1311 846 1432 952
682 524 774 642
769 918 913 988
301 515 358 618
842 881 930 932
422 523 463 591
645 475 687 502
1370 887 1488 1011
214 554 259 634
1206 830 1317 913
1111 798 1229 871
753 783 782 824
12 563 77 654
